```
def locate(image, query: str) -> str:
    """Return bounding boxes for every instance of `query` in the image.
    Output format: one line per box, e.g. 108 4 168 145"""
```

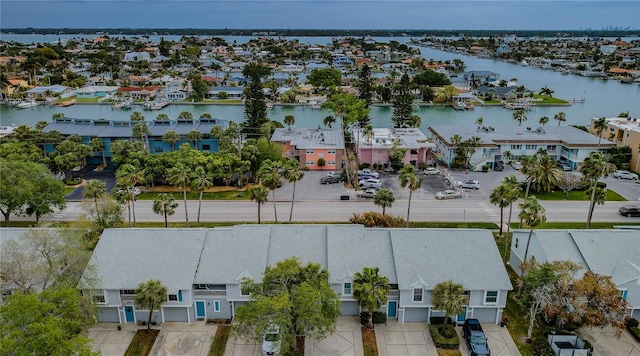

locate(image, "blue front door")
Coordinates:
125 306 135 323
196 301 206 319
457 307 467 323
387 301 397 318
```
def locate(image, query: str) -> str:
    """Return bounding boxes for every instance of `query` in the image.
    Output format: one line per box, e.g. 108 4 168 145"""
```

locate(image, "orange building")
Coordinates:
271 127 345 171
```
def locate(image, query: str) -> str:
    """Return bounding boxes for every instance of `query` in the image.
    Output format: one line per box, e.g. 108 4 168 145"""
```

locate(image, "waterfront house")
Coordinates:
509 229 640 320
271 127 345 171
207 86 244 100
76 225 511 325
589 116 640 172
42 117 227 162
0 78 28 100
428 125 615 171
462 71 500 84
474 85 519 100
116 86 163 100
25 84 74 99
75 85 119 99
354 127 436 169
123 52 151 62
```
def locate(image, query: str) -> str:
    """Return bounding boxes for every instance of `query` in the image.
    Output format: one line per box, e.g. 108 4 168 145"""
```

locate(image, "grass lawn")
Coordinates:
437 349 462 356
138 190 250 200
411 222 499 229
124 329 160 356
208 325 231 356
362 327 378 356
521 189 625 201
532 95 569 104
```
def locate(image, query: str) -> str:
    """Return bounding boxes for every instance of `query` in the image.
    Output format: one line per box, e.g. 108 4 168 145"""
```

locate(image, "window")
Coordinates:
515 237 519 248
214 300 221 312
410 149 418 154
90 290 105 303
120 290 135 295
413 288 423 302
168 294 178 301
526 145 537 150
240 283 250 296
546 145 557 151
328 161 335 165
484 291 498 304
306 161 315 165
202 144 211 151
343 282 352 296
511 144 522 150
328 150 336 154
619 289 628 300
306 150 314 154
154 146 164 153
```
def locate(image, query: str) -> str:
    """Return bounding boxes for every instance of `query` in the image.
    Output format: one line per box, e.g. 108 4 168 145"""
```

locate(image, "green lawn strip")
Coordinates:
208 325 231 356
520 189 625 201
137 190 250 200
124 329 160 356
361 327 378 356
411 222 499 229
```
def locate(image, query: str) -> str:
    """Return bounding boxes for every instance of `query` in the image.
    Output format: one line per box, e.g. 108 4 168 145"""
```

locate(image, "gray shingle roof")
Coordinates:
88 229 207 291
271 128 345 150
390 229 512 291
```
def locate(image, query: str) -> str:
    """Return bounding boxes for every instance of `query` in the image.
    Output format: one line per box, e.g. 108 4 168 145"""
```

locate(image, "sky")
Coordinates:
1 1 639 31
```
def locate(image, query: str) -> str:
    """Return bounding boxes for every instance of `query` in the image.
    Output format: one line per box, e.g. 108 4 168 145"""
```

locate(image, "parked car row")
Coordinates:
613 170 639 180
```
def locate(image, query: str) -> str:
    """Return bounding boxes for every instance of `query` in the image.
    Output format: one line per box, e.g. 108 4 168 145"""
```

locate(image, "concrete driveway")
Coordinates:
456 324 521 356
89 323 138 356
578 326 640 356
374 320 438 356
149 322 217 356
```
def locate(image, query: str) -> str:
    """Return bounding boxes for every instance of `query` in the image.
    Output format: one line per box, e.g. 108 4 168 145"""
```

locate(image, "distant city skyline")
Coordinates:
1 1 639 31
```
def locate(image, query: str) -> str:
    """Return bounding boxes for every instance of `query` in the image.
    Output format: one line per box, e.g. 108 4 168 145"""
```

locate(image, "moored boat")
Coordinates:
16 99 39 109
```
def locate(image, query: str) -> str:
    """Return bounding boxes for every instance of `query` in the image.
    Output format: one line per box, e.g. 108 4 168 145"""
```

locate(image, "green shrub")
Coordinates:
628 326 640 343
350 212 406 227
359 311 388 326
428 324 459 349
626 317 639 328
429 316 453 325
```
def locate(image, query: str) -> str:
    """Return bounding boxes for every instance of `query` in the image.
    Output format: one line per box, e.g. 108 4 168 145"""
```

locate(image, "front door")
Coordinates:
196 301 206 319
125 306 135 323
457 307 467 324
387 301 397 318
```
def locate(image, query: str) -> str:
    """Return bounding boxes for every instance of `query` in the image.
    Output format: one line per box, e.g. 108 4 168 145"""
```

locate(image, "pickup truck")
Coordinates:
357 168 379 178
462 319 490 356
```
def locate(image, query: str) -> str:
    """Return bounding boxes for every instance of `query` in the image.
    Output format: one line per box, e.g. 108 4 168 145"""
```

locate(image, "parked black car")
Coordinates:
619 205 640 217
494 160 504 171
320 175 342 184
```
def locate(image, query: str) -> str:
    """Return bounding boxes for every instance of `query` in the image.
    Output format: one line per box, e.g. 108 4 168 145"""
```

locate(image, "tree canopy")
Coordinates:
232 257 341 353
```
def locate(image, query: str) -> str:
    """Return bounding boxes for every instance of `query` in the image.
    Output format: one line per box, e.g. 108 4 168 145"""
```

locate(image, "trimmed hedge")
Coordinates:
359 311 387 326
627 318 640 343
429 316 453 325
428 324 459 349
532 339 554 356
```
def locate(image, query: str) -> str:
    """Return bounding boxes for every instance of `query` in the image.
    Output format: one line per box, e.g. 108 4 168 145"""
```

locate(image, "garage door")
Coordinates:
98 307 119 323
473 308 497 324
404 307 429 322
340 301 359 316
163 307 188 322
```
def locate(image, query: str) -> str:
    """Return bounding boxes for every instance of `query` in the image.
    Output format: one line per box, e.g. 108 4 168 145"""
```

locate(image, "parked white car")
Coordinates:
356 188 378 198
359 178 382 189
510 161 523 170
457 179 480 190
435 190 461 200
613 170 639 180
262 325 281 356
423 167 441 175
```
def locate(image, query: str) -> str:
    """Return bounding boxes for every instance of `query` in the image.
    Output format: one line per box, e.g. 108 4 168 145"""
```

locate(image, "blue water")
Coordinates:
1 35 638 132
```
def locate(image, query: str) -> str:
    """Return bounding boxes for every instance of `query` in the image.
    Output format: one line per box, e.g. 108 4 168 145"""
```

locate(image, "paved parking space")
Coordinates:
578 326 640 356
89 323 139 356
149 322 217 356
456 324 521 356
374 320 438 356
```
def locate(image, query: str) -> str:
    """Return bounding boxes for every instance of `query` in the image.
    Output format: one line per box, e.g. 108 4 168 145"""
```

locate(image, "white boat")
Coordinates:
16 99 39 109
112 98 133 109
143 100 168 110
266 102 274 109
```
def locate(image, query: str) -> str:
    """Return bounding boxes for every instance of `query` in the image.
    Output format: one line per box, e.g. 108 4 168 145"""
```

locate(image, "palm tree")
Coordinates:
89 138 106 167
200 112 212 119
152 193 178 228
156 113 169 121
83 179 106 216
323 115 336 128
190 166 213 227
498 175 521 262
554 112 566 126
579 152 616 228
284 115 295 130
530 153 563 194
162 130 181 152
283 159 305 223
130 111 145 121
362 124 374 167
593 117 608 148
353 267 390 330
134 279 168 330
186 129 203 150
538 116 549 126
116 164 145 227
167 163 193 227
432 280 466 334
474 116 483 126
177 111 193 120
398 164 422 228
520 155 536 200
489 185 510 237
257 159 284 223
132 122 151 153
373 188 395 215
539 86 554 97
517 196 546 295
248 184 269 223
512 109 527 126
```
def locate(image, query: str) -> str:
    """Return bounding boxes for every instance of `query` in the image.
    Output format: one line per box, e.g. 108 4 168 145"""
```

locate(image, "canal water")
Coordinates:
1 35 638 132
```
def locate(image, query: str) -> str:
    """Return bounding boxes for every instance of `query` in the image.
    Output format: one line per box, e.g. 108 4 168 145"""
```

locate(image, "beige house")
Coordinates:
589 117 640 172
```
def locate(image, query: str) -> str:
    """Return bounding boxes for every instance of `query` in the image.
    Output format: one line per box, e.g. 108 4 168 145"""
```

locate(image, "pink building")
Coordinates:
354 128 436 168
271 127 345 171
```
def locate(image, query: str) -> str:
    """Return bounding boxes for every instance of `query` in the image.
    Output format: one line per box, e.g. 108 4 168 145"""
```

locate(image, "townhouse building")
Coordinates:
271 127 345 171
77 225 512 325
353 127 436 168
589 116 640 172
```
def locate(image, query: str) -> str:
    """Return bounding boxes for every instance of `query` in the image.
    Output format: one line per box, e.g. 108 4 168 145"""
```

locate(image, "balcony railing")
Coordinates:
194 290 227 296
